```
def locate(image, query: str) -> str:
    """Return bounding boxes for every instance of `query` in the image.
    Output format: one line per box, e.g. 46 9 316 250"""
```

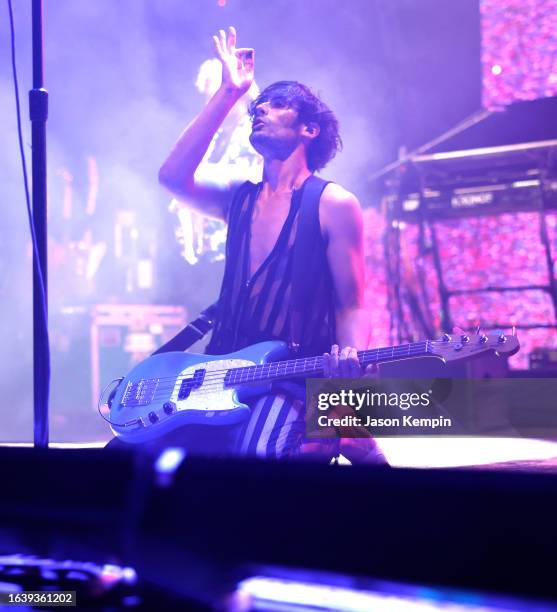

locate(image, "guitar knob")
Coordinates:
163 401 176 415
461 335 470 343
479 335 488 344
148 411 159 424
498 334 507 344
442 333 451 342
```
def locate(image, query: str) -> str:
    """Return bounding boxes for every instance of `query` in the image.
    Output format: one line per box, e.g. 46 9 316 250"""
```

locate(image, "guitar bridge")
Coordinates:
121 378 159 408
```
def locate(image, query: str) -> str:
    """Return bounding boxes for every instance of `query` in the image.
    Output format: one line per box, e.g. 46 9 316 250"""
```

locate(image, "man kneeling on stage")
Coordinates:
157 27 386 464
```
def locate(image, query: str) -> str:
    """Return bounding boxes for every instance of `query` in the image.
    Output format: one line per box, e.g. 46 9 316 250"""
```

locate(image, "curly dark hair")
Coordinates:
248 81 342 172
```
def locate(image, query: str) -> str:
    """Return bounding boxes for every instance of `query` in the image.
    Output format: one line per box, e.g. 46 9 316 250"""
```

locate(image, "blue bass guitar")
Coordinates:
101 331 519 443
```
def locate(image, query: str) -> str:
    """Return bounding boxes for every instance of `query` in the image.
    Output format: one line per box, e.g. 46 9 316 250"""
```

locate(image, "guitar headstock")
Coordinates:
429 329 519 363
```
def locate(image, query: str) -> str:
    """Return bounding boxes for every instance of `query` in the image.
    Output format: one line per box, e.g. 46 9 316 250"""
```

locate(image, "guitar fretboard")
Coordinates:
223 341 431 386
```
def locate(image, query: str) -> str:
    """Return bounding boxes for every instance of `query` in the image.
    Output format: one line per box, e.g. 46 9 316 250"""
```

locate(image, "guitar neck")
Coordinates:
224 341 431 386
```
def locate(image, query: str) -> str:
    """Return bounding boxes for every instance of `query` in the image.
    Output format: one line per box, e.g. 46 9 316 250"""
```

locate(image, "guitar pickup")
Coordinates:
178 369 206 400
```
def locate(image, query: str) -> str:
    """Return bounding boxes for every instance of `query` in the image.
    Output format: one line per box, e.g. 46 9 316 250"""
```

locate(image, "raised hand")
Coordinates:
212 26 254 96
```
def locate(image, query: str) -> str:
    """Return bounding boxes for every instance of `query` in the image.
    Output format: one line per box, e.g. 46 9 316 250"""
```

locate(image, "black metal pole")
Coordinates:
30 0 49 447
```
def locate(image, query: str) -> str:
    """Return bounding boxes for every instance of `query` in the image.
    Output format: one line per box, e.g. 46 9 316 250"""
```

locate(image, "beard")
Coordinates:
249 130 296 160
249 130 273 154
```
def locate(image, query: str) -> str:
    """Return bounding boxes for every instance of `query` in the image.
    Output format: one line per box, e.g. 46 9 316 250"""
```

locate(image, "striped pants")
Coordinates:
236 392 339 461
236 392 388 465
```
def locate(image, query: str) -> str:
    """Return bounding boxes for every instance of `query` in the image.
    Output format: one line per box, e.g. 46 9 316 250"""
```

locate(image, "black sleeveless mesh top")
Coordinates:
206 179 337 357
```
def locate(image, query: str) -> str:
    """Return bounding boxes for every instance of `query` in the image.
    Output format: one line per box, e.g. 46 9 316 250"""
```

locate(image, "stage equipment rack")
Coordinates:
383 138 557 340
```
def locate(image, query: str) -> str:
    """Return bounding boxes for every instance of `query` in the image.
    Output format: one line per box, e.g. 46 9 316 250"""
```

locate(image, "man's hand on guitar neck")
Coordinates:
322 344 377 378
318 346 385 464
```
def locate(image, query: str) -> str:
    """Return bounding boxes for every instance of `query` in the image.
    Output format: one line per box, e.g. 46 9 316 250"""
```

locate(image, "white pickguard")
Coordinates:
170 358 256 414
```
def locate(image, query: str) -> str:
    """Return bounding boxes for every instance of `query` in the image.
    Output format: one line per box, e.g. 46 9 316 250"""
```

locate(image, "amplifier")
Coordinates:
529 347 557 371
398 179 557 220
90 304 187 415
391 139 557 220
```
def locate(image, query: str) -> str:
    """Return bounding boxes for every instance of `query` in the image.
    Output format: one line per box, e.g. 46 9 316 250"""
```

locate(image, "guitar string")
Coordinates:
122 342 435 387
119 340 480 404
146 349 429 394
115 347 433 411
137 343 434 394
116 337 508 405
123 341 494 401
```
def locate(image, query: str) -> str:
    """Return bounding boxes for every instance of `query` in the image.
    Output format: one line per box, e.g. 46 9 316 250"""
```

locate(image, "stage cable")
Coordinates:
6 0 51 411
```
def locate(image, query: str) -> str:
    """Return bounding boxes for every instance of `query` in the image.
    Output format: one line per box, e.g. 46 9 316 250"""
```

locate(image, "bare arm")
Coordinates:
321 184 370 349
320 184 373 377
318 186 387 463
158 27 254 221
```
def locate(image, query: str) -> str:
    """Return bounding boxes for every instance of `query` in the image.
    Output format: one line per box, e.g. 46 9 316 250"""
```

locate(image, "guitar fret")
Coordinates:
225 341 433 386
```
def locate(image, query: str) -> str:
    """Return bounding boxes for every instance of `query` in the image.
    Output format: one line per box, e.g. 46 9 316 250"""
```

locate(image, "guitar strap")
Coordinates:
290 175 331 353
151 301 219 355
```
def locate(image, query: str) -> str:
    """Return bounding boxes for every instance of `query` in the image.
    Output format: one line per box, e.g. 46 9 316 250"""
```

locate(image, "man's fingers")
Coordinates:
325 345 368 378
227 25 237 50
322 352 331 378
348 347 361 376
219 29 227 53
215 27 243 62
339 346 350 376
213 35 224 59
339 346 361 377
364 363 379 378
330 344 340 376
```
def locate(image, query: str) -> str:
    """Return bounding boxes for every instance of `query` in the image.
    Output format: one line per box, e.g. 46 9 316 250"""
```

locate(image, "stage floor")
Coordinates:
377 437 557 470
2 438 557 471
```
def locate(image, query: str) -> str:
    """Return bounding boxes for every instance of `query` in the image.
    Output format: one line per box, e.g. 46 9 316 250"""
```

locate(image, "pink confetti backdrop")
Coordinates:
363 211 557 369
363 208 391 349
482 0 557 109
